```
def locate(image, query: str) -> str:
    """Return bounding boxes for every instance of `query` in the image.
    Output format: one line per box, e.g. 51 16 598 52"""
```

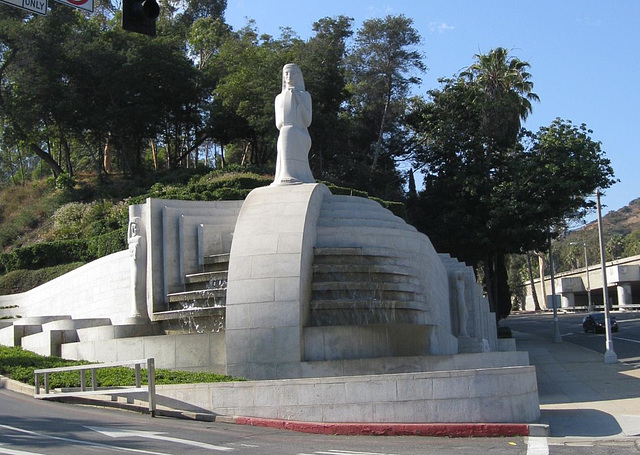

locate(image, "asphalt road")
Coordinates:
1 387 532 455
2 311 640 454
506 311 640 365
2 385 639 455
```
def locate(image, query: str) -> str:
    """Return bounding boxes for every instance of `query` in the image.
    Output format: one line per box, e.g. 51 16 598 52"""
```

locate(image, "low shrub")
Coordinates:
0 230 126 275
0 346 241 387
0 262 85 295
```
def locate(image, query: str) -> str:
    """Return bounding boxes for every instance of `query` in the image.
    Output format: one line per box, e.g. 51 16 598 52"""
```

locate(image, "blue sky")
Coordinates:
225 1 639 222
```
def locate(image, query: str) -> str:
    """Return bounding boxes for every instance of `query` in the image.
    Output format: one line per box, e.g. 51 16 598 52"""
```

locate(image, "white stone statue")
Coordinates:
128 217 146 320
271 63 315 185
455 271 469 337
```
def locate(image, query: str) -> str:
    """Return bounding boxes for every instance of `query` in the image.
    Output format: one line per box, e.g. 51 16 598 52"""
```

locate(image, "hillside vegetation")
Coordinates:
0 170 405 295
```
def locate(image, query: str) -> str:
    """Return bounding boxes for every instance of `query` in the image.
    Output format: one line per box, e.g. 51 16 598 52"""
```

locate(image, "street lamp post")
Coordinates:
596 189 617 364
549 234 562 343
570 242 593 312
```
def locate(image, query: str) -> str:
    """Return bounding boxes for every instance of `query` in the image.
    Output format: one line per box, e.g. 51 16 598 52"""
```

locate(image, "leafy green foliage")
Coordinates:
0 345 241 387
0 263 85 296
409 50 616 319
0 232 126 275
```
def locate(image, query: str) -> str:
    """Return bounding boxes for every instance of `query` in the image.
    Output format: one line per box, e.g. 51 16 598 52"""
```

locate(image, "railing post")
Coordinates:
91 368 97 391
44 373 49 394
146 358 156 417
135 363 141 389
34 373 40 395
80 370 86 392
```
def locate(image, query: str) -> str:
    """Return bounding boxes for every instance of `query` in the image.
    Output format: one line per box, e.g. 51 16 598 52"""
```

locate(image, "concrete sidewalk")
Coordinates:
4 331 639 439
515 330 640 440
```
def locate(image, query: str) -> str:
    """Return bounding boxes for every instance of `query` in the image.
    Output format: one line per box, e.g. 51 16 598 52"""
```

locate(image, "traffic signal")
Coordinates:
122 0 160 37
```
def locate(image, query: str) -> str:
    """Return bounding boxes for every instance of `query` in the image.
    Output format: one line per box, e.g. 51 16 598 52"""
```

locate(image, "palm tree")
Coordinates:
459 48 540 319
461 47 539 147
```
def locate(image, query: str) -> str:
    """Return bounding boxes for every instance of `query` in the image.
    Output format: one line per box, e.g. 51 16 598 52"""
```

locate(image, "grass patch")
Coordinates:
0 346 242 387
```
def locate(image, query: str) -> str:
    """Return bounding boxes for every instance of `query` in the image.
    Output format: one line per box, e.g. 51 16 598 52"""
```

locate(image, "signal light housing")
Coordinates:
122 0 160 37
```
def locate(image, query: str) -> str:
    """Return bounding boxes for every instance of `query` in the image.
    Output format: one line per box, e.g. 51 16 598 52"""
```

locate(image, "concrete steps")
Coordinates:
20 318 113 357
162 253 229 331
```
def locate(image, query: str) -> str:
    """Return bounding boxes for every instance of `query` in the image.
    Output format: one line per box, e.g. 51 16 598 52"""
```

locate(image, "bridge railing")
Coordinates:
34 358 156 416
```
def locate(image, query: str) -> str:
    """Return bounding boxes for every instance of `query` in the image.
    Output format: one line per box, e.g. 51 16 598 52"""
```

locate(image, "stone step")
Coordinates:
152 306 225 321
457 336 486 353
312 280 423 294
313 248 416 268
310 299 427 312
0 321 14 329
313 265 419 285
309 299 428 326
184 271 228 292
76 324 158 342
202 253 231 272
166 289 226 305
203 253 230 265
13 315 71 326
319 206 399 220
317 217 411 230
317 226 417 243
312 288 419 302
323 195 385 208
41 318 112 331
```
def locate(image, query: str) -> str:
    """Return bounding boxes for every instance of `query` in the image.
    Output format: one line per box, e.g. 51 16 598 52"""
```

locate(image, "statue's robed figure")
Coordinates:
272 63 315 185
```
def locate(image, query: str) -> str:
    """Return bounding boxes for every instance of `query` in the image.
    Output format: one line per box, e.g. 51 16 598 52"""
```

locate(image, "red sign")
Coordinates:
54 0 93 12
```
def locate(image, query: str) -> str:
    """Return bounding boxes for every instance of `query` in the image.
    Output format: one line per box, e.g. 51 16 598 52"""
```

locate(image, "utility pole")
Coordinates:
549 233 562 343
596 189 617 364
570 242 593 312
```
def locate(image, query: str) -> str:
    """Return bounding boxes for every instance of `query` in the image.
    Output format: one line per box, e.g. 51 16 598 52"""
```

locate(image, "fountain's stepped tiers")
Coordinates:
309 193 456 357
160 252 229 332
310 247 428 326
144 199 243 317
226 184 459 380
0 184 540 424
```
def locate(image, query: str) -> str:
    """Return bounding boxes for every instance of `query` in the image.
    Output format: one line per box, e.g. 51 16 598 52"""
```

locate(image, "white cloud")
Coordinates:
430 22 455 34
576 16 602 27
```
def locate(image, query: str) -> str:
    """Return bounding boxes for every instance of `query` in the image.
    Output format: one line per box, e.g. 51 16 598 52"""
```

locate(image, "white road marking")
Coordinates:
613 336 640 344
526 437 549 455
0 444 44 455
87 426 233 452
299 451 397 455
0 424 169 455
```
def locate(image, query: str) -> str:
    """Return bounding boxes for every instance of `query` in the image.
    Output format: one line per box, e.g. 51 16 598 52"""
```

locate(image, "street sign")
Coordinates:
0 0 47 15
54 0 93 12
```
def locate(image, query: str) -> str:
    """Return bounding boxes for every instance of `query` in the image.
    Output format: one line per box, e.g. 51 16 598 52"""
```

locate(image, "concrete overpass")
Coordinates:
524 254 640 311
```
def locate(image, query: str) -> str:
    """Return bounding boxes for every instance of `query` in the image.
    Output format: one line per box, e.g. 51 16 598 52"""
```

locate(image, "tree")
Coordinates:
606 234 624 260
409 72 616 319
623 229 640 257
209 22 299 166
460 47 539 147
345 14 425 199
295 16 353 180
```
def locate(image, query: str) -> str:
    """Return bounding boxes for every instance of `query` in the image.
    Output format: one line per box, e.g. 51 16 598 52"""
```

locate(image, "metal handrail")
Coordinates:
34 358 156 416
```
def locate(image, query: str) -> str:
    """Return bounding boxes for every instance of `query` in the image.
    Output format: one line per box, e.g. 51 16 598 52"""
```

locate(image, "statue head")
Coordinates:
128 217 140 239
282 63 305 91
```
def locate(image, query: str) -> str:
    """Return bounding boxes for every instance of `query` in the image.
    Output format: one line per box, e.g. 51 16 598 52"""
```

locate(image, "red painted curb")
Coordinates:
234 417 530 437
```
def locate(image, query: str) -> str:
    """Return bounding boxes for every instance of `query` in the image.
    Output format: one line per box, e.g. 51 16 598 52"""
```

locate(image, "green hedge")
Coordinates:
0 229 126 274
0 263 85 296
0 345 241 386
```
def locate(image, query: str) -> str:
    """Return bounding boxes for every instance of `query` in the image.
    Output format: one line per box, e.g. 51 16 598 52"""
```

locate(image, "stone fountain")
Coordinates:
0 63 540 424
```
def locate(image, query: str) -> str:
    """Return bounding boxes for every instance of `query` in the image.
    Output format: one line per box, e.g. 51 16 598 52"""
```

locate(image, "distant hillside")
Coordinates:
583 197 640 236
549 197 640 274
